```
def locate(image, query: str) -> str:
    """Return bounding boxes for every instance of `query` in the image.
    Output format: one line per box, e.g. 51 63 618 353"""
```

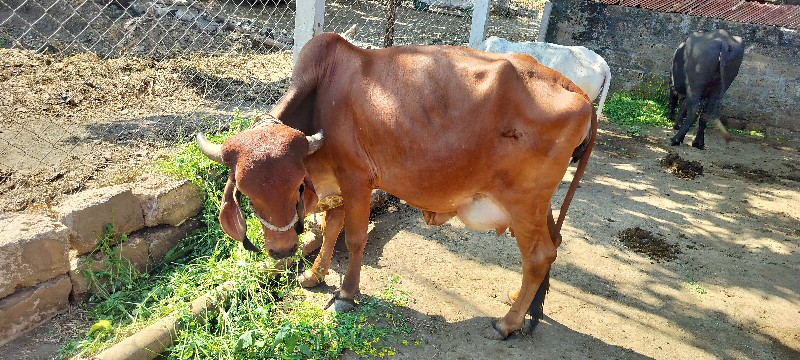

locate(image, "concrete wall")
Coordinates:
544 0 800 134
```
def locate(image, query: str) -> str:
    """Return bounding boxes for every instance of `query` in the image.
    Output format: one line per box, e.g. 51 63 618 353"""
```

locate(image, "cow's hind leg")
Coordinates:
668 86 679 128
671 96 700 146
692 97 720 150
674 100 688 131
507 210 558 328
486 202 555 340
692 117 709 150
299 207 345 288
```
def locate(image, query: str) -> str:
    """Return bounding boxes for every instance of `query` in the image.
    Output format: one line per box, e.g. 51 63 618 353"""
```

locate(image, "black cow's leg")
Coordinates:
676 100 688 130
527 267 550 330
668 86 679 126
693 97 720 150
671 98 699 146
693 118 708 150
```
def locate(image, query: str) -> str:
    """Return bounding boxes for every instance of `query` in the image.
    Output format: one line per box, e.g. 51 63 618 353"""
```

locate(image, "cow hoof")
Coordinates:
673 124 681 130
691 142 705 150
298 269 324 288
670 138 682 146
528 317 541 332
325 292 357 313
482 321 511 340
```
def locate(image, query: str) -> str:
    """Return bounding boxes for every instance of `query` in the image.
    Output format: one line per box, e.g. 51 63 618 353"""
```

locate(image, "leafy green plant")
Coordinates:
631 75 670 105
728 128 765 138
604 92 672 136
169 274 416 359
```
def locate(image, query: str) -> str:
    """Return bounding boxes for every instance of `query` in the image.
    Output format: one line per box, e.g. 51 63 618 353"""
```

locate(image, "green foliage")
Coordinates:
728 128 765 138
605 92 672 136
79 225 143 318
172 276 415 359
631 75 670 105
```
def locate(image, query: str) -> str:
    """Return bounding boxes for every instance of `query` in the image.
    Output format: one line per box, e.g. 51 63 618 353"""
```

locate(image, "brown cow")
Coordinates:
196 33 597 339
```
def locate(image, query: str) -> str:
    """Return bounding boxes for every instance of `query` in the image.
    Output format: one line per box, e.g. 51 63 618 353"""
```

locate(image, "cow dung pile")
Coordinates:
618 227 681 262
660 152 703 179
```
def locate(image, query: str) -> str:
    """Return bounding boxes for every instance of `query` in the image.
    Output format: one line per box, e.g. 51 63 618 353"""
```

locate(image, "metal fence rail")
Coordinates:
0 0 543 213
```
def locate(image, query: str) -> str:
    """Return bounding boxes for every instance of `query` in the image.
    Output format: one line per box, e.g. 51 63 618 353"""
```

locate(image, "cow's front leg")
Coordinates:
487 211 555 340
327 187 372 313
299 207 345 288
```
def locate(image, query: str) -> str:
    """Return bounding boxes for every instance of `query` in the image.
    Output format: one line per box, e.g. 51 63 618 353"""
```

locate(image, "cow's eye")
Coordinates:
299 183 305 195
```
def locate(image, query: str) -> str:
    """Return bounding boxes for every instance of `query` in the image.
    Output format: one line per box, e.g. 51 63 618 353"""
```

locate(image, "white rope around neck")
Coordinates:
253 210 299 232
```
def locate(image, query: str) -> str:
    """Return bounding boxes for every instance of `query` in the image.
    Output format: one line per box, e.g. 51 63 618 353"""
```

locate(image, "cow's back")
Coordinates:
683 30 744 94
328 39 592 207
484 37 606 100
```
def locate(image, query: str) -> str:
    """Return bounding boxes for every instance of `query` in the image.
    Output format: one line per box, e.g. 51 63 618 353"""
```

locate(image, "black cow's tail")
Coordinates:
528 110 598 330
713 43 733 143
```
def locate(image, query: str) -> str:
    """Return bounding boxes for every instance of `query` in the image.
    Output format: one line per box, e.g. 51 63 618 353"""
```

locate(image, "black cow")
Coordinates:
669 29 744 149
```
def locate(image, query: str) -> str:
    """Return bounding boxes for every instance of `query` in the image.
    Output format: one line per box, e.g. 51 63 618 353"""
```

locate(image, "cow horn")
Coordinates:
306 130 324 155
196 133 224 163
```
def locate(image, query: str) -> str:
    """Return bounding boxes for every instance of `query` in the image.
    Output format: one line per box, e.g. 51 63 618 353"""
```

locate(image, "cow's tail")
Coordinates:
557 109 598 238
714 43 733 143
594 64 611 119
528 109 598 330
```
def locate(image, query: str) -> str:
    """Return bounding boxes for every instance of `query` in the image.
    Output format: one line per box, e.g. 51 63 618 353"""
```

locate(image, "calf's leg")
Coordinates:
299 207 345 288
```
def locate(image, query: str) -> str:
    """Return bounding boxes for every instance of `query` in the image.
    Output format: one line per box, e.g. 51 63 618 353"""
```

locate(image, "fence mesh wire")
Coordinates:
0 0 543 213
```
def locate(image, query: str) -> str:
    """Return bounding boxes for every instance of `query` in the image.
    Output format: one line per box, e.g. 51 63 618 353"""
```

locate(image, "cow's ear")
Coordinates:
219 173 247 242
302 175 318 214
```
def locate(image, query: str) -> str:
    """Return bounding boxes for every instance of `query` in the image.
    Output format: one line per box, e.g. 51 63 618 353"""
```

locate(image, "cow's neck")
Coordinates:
269 86 317 136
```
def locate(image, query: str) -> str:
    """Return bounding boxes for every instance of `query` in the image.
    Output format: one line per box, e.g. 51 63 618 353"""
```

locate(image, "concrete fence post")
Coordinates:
537 1 553 42
293 0 326 66
469 0 492 49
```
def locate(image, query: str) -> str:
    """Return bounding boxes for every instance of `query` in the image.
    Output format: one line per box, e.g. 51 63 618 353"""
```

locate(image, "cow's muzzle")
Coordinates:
268 244 298 259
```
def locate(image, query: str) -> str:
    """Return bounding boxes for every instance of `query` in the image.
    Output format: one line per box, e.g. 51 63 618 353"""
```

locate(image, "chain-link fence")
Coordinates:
0 0 544 213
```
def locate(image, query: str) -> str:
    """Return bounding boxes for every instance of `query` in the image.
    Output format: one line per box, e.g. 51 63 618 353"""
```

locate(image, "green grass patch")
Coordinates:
604 92 672 137
728 128 765 138
63 111 417 359
173 276 415 359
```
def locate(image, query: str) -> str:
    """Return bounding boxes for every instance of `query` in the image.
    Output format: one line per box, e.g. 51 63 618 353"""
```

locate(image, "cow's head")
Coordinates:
196 120 323 259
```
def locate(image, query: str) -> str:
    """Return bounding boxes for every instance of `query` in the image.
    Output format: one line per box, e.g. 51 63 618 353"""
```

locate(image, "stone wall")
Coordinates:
0 174 203 346
544 0 800 134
